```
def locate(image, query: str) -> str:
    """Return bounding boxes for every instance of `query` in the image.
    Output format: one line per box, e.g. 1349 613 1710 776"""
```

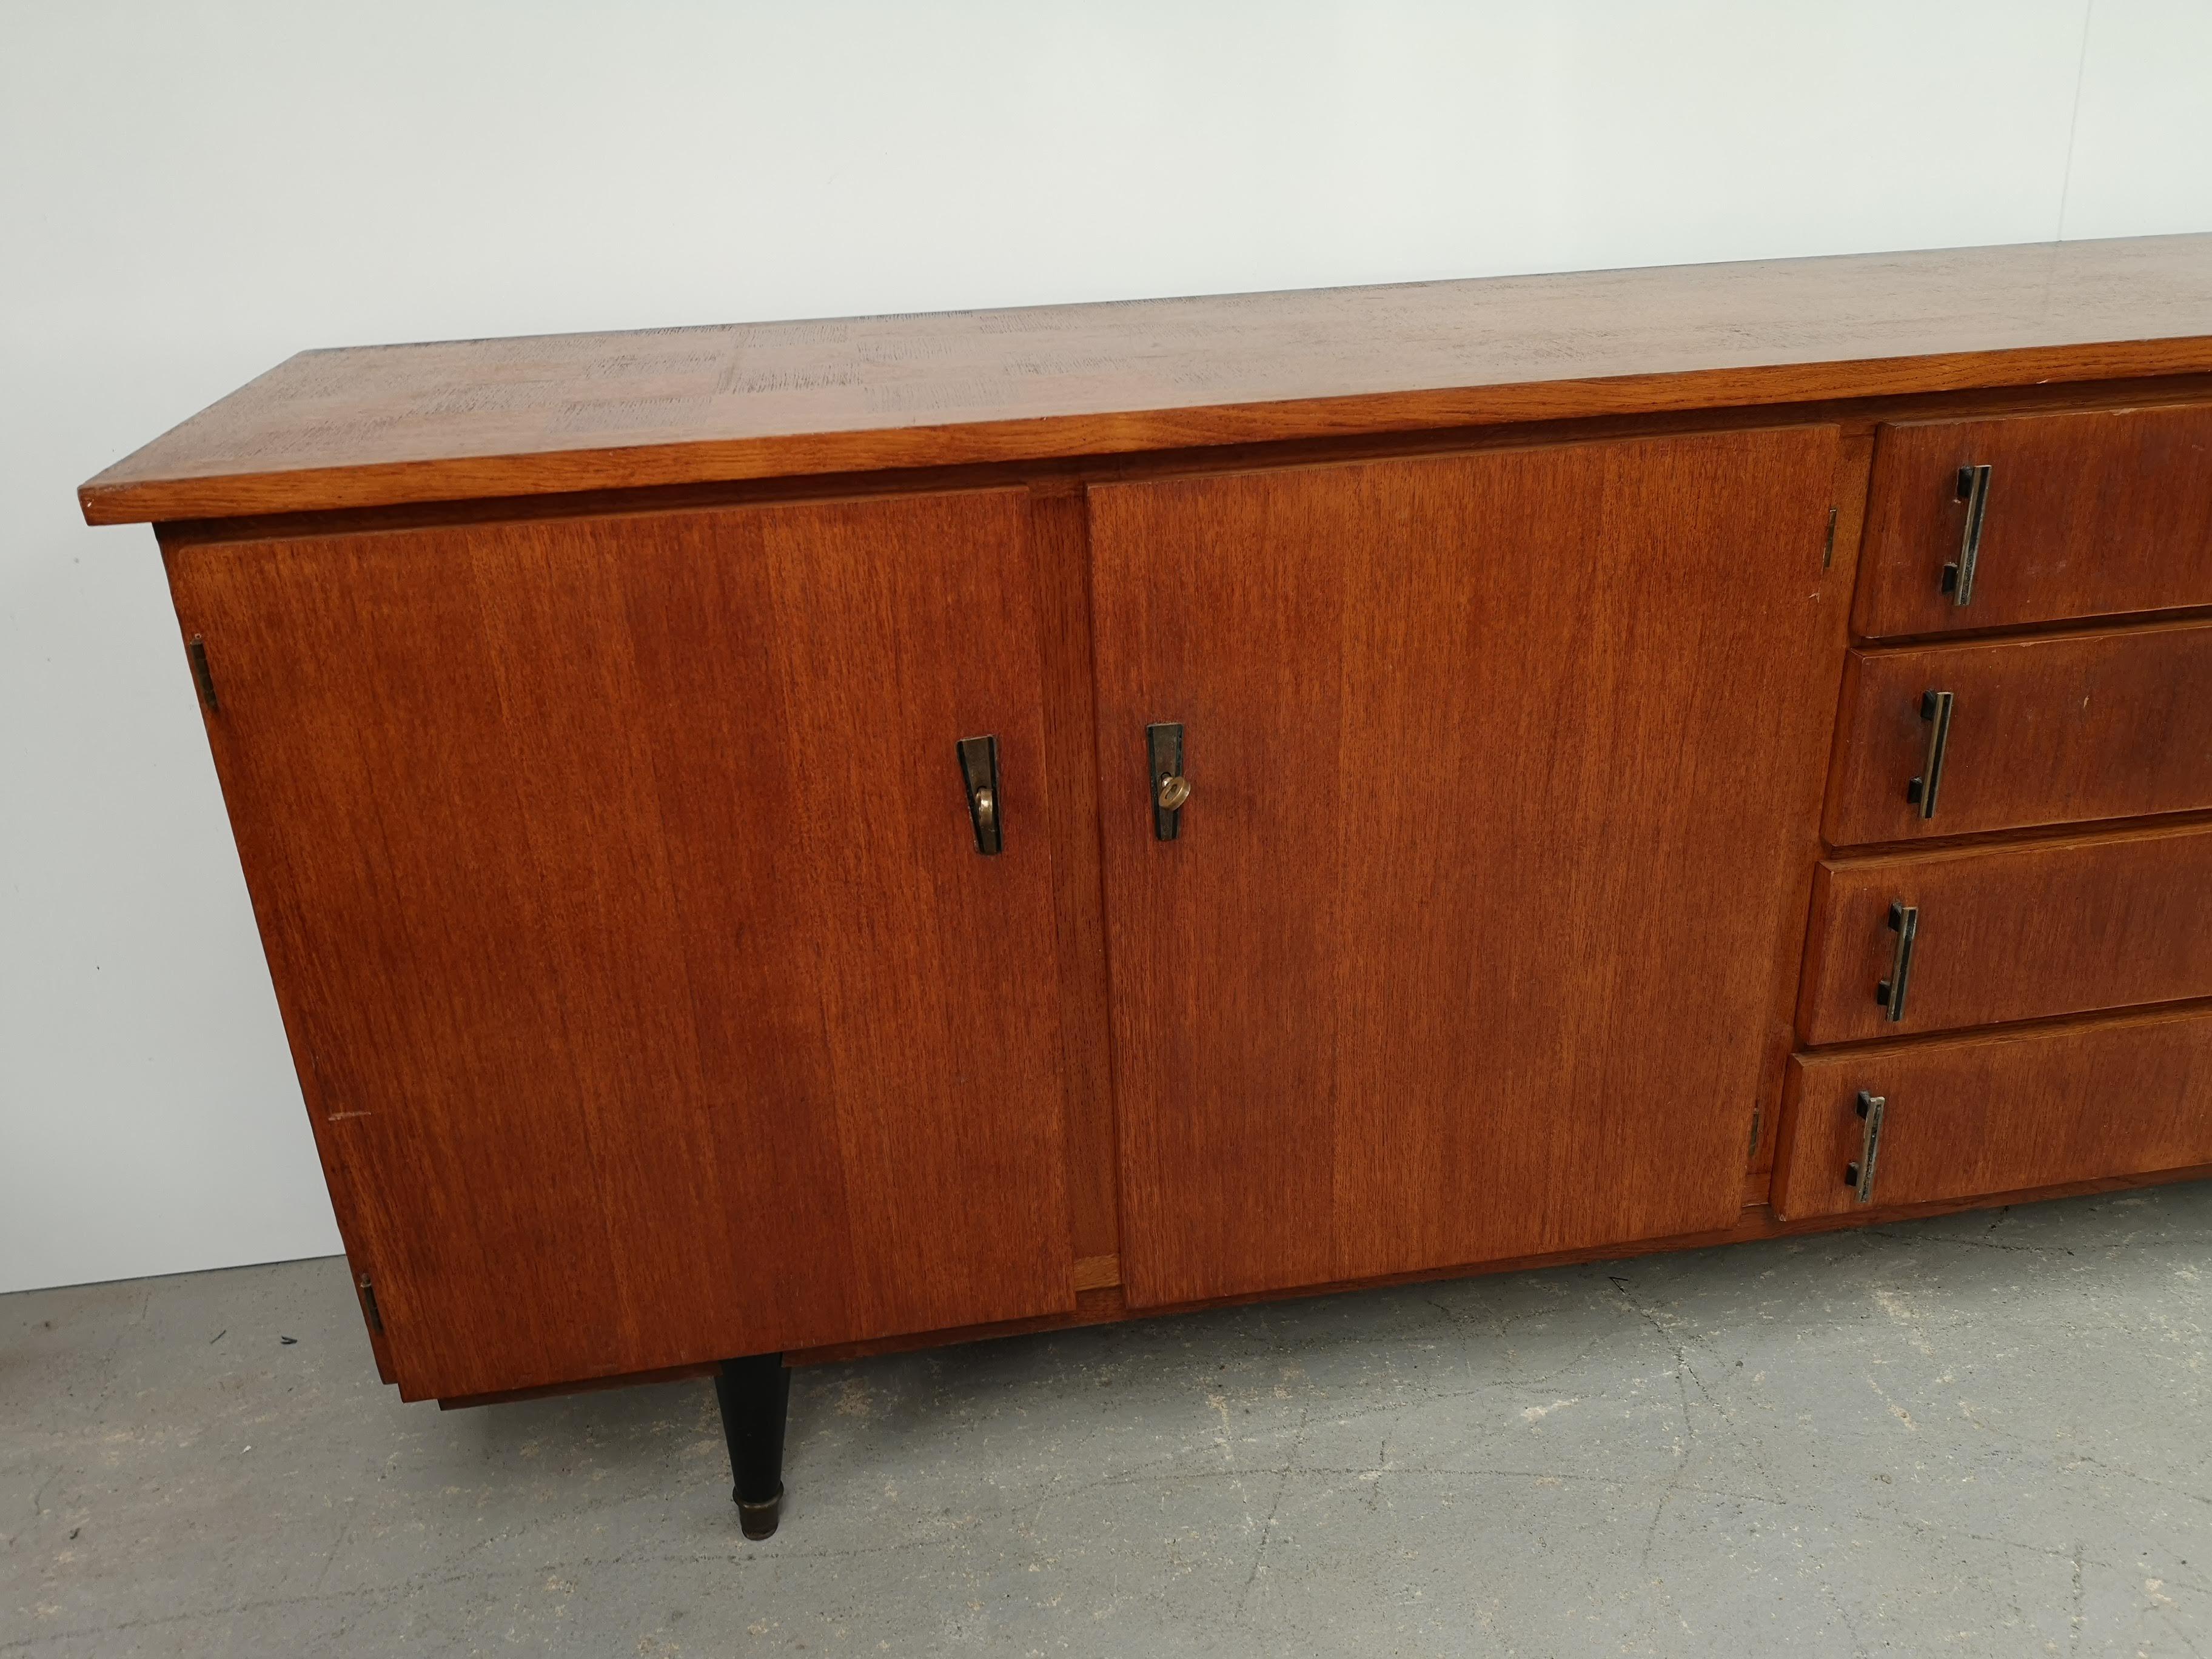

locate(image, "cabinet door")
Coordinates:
168 490 1072 1399
1090 430 1845 1307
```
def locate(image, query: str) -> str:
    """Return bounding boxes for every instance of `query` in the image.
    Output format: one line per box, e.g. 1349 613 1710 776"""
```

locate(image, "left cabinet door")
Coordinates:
167 489 1074 1399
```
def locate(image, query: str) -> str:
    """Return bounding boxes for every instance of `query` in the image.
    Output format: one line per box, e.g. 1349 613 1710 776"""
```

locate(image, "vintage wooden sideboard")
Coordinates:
82 234 2212 1537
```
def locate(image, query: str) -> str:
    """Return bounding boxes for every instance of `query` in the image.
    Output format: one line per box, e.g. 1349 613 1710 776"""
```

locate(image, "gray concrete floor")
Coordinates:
4 1186 2210 1658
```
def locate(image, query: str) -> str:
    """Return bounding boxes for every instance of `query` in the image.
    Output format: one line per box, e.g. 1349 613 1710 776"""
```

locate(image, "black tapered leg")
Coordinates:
714 1353 791 1538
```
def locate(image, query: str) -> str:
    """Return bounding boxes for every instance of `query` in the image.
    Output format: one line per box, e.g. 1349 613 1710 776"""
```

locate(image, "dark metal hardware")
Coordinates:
1148 722 1188 841
957 735 1002 856
1875 900 1918 1022
187 634 220 713
1942 463 1992 606
1906 689 1954 819
357 1274 383 1334
1845 1090 1886 1203
1823 505 1838 571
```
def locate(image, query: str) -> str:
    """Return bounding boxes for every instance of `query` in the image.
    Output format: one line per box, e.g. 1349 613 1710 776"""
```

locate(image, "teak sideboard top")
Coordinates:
79 233 2212 526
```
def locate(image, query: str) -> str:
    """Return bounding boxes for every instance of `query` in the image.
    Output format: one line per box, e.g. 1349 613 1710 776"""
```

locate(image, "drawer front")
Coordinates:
1855 403 2212 640
1774 1006 2212 1221
1798 824 2212 1044
1826 620 2212 846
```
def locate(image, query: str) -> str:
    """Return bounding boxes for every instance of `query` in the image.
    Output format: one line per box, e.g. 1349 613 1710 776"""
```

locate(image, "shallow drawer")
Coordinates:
1773 1006 2212 1221
1826 620 2212 846
1854 403 2212 640
1798 823 2212 1045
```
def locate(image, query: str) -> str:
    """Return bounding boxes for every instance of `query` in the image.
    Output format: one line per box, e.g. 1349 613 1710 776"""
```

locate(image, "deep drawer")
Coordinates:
1797 823 2212 1045
1854 403 2212 640
1826 620 2212 846
1773 1005 2212 1221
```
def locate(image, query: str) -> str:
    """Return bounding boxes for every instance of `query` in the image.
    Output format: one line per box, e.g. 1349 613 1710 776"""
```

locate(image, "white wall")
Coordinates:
5 1 2210 1296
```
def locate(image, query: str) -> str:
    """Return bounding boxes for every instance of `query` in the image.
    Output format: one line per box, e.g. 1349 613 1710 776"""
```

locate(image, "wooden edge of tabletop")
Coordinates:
78 337 2212 529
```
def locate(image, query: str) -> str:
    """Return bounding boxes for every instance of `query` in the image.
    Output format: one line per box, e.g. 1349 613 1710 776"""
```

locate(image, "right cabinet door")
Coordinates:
1090 428 1848 1308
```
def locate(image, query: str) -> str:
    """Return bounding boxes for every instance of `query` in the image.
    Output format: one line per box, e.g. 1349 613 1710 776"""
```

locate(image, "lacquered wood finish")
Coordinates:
1855 402 2212 639
95 236 2212 1424
1798 824 2212 1046
166 491 1073 1400
1826 620 2212 846
1774 1007 2212 1221
81 235 2212 526
1090 427 1846 1308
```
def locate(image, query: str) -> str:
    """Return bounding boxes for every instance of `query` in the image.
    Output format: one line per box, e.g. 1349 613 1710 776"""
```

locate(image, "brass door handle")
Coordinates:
1147 722 1187 840
957 736 1002 856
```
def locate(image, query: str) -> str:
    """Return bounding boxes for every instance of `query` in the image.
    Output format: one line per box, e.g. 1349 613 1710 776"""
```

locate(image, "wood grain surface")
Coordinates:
166 489 1074 1401
1826 620 2212 845
83 235 2212 526
1799 823 2212 1045
785 1163 2212 1369
1090 425 1847 1307
1774 1005 2212 1221
1855 400 2212 638
1027 482 1121 1267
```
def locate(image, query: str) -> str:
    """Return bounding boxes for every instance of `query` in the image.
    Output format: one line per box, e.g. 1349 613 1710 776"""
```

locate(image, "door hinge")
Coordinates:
1823 506 1838 571
187 634 220 713
357 1273 384 1335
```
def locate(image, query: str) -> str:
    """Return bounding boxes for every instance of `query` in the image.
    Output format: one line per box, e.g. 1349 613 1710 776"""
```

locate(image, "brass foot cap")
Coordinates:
737 1485 784 1540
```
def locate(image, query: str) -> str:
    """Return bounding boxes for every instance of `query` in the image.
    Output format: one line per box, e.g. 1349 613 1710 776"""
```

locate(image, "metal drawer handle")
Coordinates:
1875 900 1918 1022
1905 689 1954 819
1845 1090 1886 1204
1942 463 1992 606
